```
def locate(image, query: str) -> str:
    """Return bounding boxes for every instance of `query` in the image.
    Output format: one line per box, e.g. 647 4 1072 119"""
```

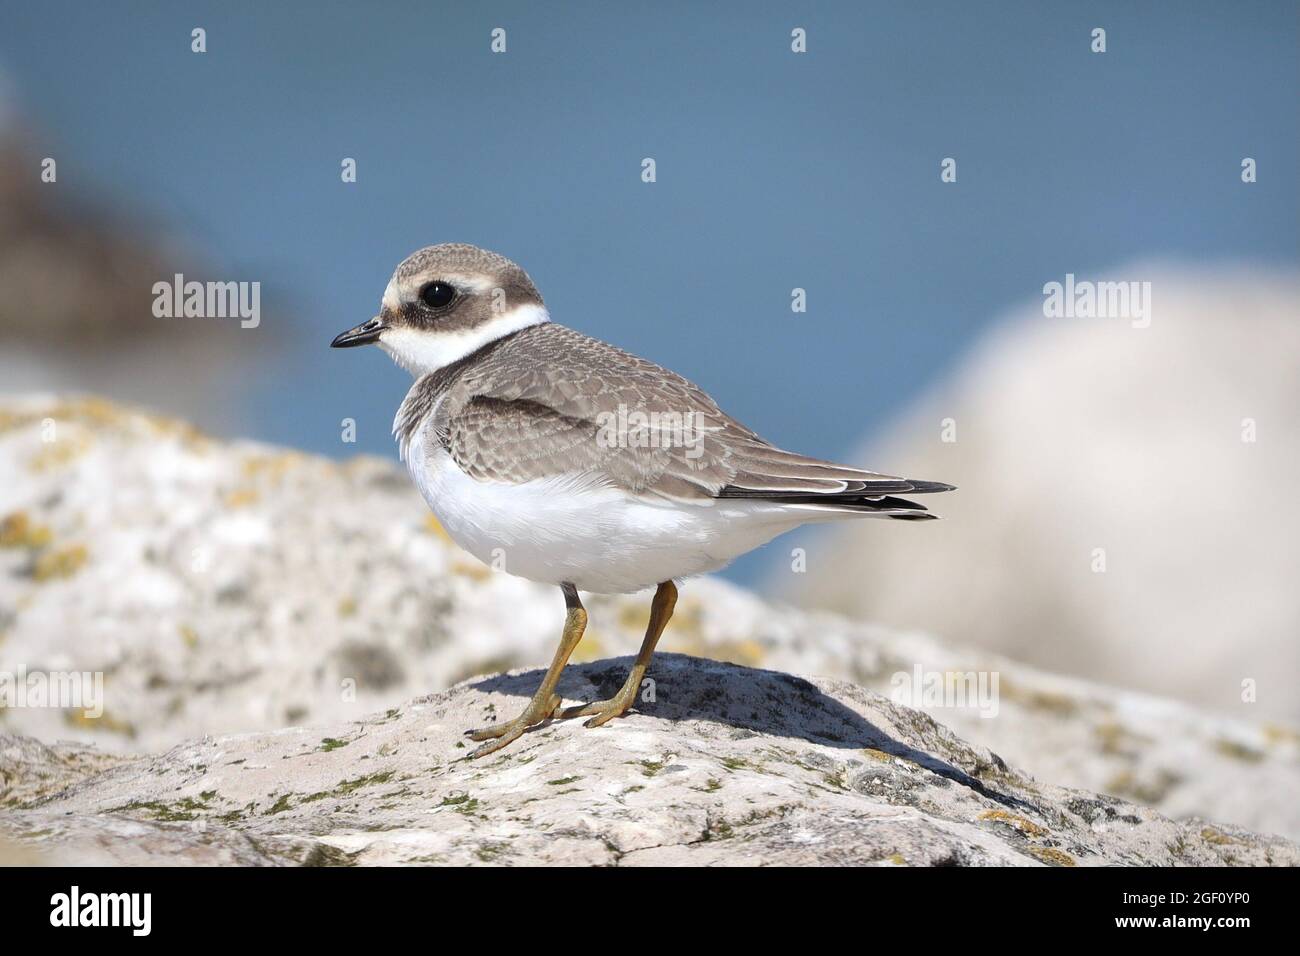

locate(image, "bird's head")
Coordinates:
331 243 548 375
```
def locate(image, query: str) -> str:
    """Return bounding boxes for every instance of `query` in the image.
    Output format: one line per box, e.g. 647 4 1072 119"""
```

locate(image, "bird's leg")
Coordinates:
466 584 587 758
561 580 677 729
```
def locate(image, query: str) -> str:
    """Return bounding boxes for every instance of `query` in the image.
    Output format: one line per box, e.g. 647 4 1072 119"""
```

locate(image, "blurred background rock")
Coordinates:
776 269 1300 723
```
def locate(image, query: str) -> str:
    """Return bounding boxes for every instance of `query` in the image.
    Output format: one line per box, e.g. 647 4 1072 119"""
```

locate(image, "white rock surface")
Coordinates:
3 656 1296 866
1 395 1298 847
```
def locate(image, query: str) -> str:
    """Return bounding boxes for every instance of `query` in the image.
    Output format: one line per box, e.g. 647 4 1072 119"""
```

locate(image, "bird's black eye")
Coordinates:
419 281 456 309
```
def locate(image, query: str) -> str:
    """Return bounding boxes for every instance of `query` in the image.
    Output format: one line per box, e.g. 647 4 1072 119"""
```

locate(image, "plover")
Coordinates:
332 244 953 757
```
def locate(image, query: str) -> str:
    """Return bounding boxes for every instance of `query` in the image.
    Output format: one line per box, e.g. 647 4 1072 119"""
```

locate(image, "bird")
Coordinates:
332 244 953 758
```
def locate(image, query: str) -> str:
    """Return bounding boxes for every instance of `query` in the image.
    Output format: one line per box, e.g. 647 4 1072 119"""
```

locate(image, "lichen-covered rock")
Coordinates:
3 655 1295 866
0 733 120 808
1 394 1298 845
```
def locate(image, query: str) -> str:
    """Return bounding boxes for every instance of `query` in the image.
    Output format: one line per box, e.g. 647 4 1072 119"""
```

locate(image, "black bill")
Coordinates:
331 316 386 348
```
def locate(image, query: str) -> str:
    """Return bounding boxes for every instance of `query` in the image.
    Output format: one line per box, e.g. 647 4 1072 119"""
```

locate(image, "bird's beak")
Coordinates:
331 315 387 348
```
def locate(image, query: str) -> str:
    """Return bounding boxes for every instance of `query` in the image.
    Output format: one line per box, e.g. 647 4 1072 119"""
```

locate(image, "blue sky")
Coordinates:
2 0 1295 582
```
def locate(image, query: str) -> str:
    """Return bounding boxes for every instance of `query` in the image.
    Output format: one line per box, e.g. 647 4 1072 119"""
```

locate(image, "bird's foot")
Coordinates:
465 693 562 758
559 684 638 729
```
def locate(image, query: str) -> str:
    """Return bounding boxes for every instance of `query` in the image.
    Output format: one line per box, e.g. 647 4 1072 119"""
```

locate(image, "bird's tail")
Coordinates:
724 479 955 521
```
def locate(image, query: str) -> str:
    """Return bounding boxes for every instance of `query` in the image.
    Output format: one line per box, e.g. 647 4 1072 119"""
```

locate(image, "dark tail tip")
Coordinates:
906 480 956 494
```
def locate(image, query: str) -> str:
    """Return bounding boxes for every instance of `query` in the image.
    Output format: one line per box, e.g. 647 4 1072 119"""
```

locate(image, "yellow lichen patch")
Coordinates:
711 639 765 667
667 599 705 639
0 409 31 432
27 436 91 471
0 512 52 549
446 655 521 686
3 398 210 454
337 597 358 618
1094 720 1146 756
222 488 260 508
33 545 88 581
862 747 894 763
451 560 491 582
1200 826 1245 846
999 678 1081 716
240 452 306 482
1028 847 1076 867
886 853 906 865
144 412 211 446
16 397 115 433
661 631 765 668
1104 768 1180 804
179 625 199 649
61 396 202 442
423 514 451 542
58 396 125 428
979 809 1049 838
1262 724 1300 747
570 632 606 663
1213 738 1265 763
619 597 706 641
616 602 646 633
64 708 136 737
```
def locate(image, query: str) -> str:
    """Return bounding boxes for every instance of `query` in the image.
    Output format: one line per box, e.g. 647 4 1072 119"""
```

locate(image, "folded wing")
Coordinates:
413 323 954 517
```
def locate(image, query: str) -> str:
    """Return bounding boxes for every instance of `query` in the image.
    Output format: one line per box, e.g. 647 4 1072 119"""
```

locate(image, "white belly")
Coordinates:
405 434 801 594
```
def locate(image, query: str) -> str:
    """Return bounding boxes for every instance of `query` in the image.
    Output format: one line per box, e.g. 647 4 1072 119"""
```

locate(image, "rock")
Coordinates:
1 394 1298 846
780 267 1300 725
0 733 118 807
4 655 1295 866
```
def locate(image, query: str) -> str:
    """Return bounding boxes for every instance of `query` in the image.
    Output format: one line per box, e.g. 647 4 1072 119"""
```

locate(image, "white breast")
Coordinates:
403 429 804 594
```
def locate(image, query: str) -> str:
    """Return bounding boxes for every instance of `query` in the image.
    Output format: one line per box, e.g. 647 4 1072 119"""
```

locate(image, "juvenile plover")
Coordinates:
332 244 953 757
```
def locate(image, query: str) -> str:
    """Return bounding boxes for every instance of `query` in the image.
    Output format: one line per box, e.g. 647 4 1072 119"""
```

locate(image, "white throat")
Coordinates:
379 303 549 377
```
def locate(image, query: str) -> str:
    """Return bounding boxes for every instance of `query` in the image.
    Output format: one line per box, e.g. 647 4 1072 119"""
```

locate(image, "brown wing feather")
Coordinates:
408 323 951 505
